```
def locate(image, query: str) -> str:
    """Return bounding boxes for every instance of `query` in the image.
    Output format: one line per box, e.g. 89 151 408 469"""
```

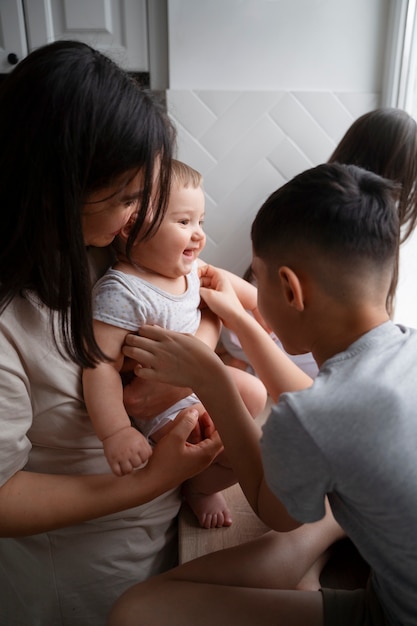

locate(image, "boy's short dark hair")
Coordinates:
251 163 400 271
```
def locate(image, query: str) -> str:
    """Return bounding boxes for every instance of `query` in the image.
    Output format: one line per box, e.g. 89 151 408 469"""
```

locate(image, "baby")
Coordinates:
83 160 267 528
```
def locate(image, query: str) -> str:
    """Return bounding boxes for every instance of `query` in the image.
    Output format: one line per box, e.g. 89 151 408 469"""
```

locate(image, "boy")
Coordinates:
109 163 417 626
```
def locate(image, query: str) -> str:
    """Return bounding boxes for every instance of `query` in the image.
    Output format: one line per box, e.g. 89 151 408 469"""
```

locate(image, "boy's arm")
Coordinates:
221 268 269 331
199 265 312 400
197 259 257 311
198 260 268 332
123 325 301 532
221 268 257 311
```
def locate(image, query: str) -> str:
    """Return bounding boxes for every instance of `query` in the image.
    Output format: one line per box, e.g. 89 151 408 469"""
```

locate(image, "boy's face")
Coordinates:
131 183 206 279
252 254 306 356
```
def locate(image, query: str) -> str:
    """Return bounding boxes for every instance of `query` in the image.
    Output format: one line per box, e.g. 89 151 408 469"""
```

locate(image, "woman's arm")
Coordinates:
0 410 221 537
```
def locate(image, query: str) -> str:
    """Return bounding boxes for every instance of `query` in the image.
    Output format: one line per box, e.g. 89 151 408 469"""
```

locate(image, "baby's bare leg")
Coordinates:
228 366 267 417
179 403 235 528
181 368 266 528
182 460 236 528
152 404 234 528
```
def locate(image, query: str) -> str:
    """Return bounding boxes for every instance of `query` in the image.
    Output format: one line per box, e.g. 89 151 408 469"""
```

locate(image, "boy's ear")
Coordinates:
278 266 305 311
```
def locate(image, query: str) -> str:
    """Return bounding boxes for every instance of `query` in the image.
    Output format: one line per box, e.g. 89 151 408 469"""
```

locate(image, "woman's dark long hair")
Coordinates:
0 40 175 366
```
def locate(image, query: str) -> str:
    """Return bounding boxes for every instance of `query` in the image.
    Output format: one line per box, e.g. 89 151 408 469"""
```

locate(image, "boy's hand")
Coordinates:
198 264 247 328
102 426 153 476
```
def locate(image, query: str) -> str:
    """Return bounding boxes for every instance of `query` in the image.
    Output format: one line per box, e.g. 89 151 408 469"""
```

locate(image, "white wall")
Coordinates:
396 230 417 326
166 0 399 305
168 0 387 91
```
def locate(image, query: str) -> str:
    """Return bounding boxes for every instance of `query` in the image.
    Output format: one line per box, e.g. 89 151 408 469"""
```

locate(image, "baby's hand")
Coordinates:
102 426 153 476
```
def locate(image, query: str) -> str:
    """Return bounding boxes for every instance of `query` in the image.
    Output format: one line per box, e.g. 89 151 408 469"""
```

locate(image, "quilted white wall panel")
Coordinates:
168 89 379 276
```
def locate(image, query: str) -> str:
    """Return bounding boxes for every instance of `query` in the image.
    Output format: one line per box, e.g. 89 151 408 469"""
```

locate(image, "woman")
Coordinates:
0 40 220 626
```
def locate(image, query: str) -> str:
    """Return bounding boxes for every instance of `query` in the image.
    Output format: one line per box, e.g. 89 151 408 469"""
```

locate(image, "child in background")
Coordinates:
83 160 267 529
109 162 417 626
219 107 417 378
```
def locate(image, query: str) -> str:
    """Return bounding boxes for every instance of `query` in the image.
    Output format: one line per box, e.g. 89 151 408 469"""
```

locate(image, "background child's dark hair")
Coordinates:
251 163 400 275
329 108 417 313
329 108 417 243
0 40 176 366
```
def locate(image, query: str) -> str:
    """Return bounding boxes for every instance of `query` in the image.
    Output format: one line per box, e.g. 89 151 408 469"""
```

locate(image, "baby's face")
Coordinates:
131 183 206 280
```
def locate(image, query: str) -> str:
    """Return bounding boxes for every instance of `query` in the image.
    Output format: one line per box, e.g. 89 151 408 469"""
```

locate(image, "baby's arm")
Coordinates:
82 320 152 476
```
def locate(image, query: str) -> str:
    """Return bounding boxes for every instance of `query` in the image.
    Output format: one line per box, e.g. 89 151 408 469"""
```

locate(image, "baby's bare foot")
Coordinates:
186 491 233 529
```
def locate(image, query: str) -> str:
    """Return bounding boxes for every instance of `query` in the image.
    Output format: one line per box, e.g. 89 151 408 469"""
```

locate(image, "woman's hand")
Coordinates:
147 408 223 484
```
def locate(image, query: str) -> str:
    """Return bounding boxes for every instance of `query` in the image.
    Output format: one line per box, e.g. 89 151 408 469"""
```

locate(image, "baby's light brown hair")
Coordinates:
171 159 203 190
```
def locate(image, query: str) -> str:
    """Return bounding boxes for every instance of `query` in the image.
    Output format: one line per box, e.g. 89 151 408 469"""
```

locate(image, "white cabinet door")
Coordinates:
23 0 148 70
6 0 148 71
0 0 28 73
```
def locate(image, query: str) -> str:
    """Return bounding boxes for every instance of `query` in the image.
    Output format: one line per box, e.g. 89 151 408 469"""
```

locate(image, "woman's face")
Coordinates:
82 170 145 247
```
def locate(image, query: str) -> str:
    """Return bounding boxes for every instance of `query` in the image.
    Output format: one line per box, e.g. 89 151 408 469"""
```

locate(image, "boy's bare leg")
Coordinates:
109 579 323 626
108 525 333 626
170 510 343 588
296 550 333 591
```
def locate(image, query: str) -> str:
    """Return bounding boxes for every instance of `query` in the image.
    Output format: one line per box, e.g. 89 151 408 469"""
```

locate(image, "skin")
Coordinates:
82 169 146 247
85 183 265 470
109 255 391 626
83 182 209 475
83 181 267 527
0 171 223 538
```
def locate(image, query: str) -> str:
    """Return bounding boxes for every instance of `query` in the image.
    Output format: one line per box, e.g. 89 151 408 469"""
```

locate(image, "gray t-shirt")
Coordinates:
261 321 417 626
92 262 201 334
